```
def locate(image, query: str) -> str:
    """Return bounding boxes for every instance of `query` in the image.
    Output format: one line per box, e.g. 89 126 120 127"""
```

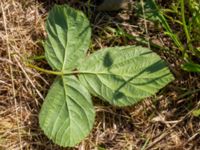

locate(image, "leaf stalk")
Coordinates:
26 63 63 75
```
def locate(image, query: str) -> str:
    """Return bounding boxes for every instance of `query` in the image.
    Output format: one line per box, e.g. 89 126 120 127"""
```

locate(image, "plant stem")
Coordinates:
26 63 63 75
26 63 96 76
180 0 194 55
29 55 45 60
27 64 140 76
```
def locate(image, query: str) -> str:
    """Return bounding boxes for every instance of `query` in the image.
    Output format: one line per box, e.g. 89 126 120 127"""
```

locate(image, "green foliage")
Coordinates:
135 0 184 51
39 76 95 147
192 109 200 117
78 46 173 106
182 62 200 73
39 5 174 147
188 0 200 43
137 0 200 73
44 5 91 71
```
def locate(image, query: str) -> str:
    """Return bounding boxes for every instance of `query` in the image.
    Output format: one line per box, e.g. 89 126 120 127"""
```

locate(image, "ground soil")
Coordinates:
0 0 199 149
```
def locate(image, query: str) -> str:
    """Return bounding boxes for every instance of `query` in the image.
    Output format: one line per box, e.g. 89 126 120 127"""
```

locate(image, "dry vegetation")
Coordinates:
0 0 199 149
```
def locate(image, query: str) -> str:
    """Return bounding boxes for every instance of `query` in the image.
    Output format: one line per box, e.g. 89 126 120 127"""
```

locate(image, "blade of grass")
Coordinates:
180 0 194 55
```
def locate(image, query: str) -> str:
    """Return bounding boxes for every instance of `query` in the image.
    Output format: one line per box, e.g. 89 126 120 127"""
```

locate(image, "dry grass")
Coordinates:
0 0 199 150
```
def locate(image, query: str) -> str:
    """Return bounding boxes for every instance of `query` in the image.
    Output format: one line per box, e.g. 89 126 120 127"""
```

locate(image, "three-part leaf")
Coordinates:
78 46 174 106
39 4 174 148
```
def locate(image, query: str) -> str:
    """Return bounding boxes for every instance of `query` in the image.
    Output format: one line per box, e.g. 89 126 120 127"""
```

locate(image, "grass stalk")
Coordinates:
180 0 194 55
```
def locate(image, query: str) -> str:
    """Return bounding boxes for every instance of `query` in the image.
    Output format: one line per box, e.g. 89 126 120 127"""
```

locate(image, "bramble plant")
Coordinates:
33 5 174 147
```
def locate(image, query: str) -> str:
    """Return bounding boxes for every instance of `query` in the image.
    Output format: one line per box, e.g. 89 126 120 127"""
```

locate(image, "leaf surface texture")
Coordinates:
78 46 174 106
44 5 91 71
39 76 95 147
39 5 174 148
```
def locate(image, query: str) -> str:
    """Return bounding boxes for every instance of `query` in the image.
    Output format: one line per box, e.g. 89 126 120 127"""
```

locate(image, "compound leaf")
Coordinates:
44 5 91 71
39 5 174 148
78 46 174 106
39 76 95 147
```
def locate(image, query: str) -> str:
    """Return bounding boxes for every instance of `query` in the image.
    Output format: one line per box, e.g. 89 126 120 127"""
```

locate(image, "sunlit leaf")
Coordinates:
44 5 91 71
78 46 174 106
39 76 95 147
39 5 174 147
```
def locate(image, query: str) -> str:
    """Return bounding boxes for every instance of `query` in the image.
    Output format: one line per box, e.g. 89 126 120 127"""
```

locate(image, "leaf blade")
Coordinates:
78 46 174 106
39 76 95 147
44 5 91 71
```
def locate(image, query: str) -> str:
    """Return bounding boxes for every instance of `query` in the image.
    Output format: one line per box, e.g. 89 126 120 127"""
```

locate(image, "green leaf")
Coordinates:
182 62 200 73
39 76 95 147
78 46 174 106
39 5 175 148
44 5 91 71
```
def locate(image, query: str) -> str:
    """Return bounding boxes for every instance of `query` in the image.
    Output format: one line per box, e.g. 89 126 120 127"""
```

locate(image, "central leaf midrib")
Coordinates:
74 71 163 79
61 10 69 72
61 76 72 145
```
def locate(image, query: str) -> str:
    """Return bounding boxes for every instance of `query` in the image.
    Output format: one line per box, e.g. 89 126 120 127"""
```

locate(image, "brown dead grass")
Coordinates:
0 0 199 150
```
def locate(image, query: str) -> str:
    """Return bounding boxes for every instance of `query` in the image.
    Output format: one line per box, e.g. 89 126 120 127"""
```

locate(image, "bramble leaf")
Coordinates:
44 5 91 71
78 46 174 106
39 76 95 147
39 5 174 148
